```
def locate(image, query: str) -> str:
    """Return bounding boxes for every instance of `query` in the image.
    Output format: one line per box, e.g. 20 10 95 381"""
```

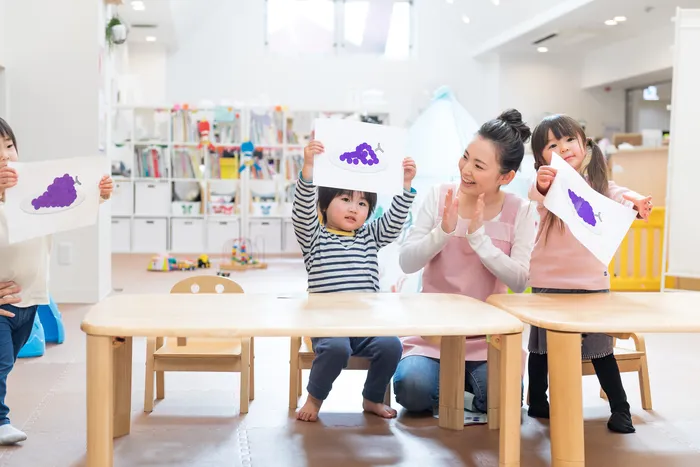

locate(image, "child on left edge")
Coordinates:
0 117 114 445
292 137 417 422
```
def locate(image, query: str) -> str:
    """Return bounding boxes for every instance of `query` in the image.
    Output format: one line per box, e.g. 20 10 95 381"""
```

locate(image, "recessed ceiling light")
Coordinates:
462 15 470 24
537 46 548 53
614 16 627 22
446 0 454 4
131 1 145 11
604 19 617 26
492 0 500 5
145 36 157 42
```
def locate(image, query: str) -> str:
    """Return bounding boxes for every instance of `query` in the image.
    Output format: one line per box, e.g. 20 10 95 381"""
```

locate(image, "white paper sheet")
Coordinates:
5 156 108 244
313 118 406 195
543 153 637 266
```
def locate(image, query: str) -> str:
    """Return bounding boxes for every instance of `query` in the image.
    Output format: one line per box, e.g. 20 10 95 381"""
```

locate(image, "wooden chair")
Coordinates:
289 337 392 410
144 276 254 414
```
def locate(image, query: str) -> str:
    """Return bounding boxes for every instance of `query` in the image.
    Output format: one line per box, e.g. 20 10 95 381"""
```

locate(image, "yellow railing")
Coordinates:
608 207 670 291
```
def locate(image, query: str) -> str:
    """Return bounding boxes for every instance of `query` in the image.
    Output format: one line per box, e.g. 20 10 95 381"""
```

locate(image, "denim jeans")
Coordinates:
308 336 403 403
0 305 38 426
393 355 488 413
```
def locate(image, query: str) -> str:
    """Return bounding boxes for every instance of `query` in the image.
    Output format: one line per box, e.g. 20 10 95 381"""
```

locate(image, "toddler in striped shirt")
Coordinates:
292 138 417 422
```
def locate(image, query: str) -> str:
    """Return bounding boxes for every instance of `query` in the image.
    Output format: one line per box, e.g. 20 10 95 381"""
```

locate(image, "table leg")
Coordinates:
547 330 584 467
87 335 114 467
499 333 522 467
438 336 466 430
487 335 501 431
113 336 133 438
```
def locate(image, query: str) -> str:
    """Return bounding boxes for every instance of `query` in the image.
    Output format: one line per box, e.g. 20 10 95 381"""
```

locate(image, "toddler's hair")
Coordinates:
477 108 531 174
0 118 17 150
317 187 377 225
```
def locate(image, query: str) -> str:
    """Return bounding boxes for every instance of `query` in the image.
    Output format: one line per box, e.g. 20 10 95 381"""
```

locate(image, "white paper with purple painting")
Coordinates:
5 156 107 244
313 118 406 195
543 152 637 266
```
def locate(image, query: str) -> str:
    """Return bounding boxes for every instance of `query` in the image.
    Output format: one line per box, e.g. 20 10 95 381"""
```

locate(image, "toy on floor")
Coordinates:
18 314 46 358
198 254 211 268
18 295 66 359
217 238 267 276
148 255 201 272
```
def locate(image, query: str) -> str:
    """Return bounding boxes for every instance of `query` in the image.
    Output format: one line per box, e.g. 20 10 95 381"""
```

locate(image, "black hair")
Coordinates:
477 109 531 174
0 118 17 151
317 187 377 225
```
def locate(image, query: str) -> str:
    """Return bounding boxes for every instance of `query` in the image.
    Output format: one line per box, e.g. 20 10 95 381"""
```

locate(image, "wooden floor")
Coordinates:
1 254 700 466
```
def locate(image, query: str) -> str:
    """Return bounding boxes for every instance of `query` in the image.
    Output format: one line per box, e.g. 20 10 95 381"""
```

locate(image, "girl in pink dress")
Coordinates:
394 109 538 414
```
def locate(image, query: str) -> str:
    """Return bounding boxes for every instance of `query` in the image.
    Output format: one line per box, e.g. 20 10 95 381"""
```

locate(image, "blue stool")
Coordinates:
17 313 46 358
18 296 65 359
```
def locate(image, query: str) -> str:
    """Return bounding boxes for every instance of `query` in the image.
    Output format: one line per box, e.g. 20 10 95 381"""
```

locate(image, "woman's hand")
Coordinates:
623 194 653 221
99 175 114 200
302 140 324 182
536 166 557 195
468 194 485 235
0 281 21 316
441 188 459 234
403 157 416 191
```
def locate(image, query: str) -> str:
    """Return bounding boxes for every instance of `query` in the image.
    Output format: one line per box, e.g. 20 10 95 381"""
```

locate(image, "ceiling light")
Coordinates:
446 0 454 4
145 36 157 42
462 15 470 24
492 0 500 5
537 46 548 53
604 19 617 26
131 1 145 11
614 16 627 22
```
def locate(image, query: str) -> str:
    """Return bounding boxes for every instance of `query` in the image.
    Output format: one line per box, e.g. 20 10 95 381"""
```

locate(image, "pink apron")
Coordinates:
401 183 520 362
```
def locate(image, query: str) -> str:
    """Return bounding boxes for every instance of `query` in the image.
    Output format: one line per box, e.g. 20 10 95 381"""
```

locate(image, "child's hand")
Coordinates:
623 194 653 221
0 166 18 192
403 157 416 190
99 175 114 200
0 281 21 313
536 166 557 195
468 194 485 235
441 188 459 234
302 140 324 182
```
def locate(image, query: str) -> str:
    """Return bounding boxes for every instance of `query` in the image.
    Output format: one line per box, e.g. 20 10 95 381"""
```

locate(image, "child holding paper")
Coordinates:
393 109 536 415
527 114 652 434
0 117 113 444
292 137 417 422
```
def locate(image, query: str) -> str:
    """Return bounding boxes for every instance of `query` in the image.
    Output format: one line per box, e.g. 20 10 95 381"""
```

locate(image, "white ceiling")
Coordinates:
112 0 177 48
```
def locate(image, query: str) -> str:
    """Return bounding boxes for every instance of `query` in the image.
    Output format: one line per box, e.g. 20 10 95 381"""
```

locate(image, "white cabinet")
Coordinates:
134 180 171 216
170 218 205 253
283 219 300 253
207 218 240 254
132 218 168 253
249 218 282 255
111 217 131 253
111 181 134 216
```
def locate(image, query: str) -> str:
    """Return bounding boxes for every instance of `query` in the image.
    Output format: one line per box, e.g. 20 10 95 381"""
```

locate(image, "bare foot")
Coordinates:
296 395 323 422
362 398 398 419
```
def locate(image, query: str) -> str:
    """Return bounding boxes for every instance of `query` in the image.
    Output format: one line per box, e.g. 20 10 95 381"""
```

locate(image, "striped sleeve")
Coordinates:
292 174 320 256
366 188 417 249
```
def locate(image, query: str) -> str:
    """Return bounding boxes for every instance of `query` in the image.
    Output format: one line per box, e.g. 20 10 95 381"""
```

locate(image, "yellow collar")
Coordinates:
319 213 355 237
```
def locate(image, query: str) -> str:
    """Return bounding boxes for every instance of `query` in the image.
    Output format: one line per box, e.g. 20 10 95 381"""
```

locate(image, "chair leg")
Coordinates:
249 337 255 401
240 339 251 414
289 337 301 410
297 368 302 397
383 382 392 407
632 334 653 410
144 337 156 412
155 337 165 400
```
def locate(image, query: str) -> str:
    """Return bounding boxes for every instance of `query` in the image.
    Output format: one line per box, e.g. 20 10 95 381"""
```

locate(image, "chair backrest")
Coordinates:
170 275 244 295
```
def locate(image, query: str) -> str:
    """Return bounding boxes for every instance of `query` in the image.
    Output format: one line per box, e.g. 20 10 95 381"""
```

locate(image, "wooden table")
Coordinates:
81 292 524 467
487 292 700 467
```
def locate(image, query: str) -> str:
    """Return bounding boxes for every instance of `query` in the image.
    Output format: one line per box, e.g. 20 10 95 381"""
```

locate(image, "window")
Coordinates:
265 0 413 59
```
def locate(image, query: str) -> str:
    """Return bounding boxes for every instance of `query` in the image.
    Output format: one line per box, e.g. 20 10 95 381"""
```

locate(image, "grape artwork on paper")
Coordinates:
339 142 383 167
31 174 81 210
568 188 603 231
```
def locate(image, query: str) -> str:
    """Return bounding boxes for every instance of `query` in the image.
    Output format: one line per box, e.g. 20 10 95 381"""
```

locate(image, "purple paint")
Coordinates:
339 142 380 166
568 189 601 226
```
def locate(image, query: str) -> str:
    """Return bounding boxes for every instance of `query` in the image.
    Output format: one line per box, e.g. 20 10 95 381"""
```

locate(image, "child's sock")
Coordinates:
527 353 550 419
591 354 635 434
0 424 27 444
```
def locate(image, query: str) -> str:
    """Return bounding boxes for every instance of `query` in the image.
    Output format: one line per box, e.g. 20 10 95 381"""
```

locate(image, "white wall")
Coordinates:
582 25 674 89
117 43 168 105
5 0 111 303
0 0 5 67
498 53 626 140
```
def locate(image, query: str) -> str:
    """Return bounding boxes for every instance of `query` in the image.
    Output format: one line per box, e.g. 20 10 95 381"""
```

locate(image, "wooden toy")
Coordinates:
217 238 267 275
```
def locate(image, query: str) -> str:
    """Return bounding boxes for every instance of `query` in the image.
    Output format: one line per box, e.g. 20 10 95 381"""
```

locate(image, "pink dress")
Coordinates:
401 183 521 363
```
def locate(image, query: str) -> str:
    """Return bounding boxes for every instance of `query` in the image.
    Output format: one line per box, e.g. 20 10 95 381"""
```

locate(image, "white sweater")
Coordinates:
398 184 538 293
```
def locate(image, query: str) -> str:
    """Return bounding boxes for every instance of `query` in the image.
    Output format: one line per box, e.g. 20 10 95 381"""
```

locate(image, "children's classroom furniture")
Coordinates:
17 314 45 358
81 292 523 467
487 291 700 467
289 336 392 410
18 296 65 359
143 276 254 414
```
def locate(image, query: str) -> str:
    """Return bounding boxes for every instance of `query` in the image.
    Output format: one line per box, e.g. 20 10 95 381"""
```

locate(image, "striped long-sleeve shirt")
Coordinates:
292 176 416 293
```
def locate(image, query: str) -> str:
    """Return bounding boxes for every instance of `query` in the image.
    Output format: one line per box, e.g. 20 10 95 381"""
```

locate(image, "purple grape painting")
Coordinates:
568 188 602 226
339 142 383 166
31 174 82 210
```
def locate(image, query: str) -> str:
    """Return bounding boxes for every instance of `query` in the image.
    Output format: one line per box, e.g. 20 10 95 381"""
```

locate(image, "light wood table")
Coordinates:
81 292 525 467
487 292 700 467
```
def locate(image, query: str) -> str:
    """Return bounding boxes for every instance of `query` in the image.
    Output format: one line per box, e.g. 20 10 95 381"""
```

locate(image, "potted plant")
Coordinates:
105 15 128 48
